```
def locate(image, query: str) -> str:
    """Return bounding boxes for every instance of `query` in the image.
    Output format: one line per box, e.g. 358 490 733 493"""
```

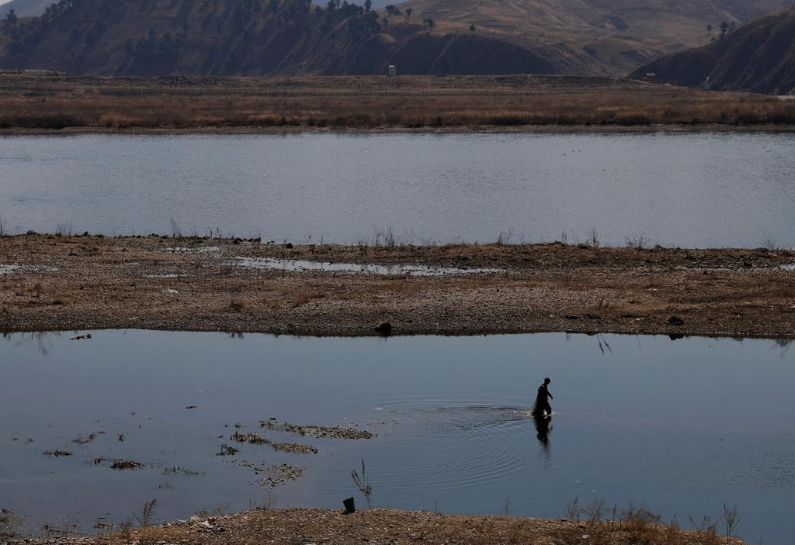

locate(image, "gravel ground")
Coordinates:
15 507 750 545
1 234 794 339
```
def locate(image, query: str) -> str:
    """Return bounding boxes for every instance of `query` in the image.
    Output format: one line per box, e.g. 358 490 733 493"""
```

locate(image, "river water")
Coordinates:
1 331 793 543
1 132 794 248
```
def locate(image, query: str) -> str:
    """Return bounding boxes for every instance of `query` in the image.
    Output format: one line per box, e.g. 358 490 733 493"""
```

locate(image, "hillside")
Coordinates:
0 0 788 76
0 0 558 76
630 9 795 94
397 0 789 75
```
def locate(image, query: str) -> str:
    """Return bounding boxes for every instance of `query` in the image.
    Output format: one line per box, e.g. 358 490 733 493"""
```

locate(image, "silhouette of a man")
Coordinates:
533 377 553 417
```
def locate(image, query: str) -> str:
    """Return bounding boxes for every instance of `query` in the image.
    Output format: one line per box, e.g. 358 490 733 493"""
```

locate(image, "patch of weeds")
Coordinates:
625 232 650 250
112 459 146 470
216 444 239 456
270 442 318 454
292 291 314 307
721 503 740 542
587 227 601 248
43 449 73 457
351 458 373 508
169 217 183 239
260 420 374 439
133 498 157 527
73 433 97 445
90 457 146 470
55 222 73 237
117 519 133 544
0 508 22 542
496 229 513 246
262 464 304 487
162 466 202 476
231 430 269 444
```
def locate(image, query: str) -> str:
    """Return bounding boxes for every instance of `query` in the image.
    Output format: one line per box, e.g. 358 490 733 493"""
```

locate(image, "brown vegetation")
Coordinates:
0 75 794 131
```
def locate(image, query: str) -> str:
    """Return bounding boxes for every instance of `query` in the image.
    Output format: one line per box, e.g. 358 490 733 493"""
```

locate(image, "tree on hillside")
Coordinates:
5 9 17 25
719 21 729 36
469 24 476 33
385 5 396 15
364 0 371 12
706 23 712 33
405 7 412 19
423 17 435 30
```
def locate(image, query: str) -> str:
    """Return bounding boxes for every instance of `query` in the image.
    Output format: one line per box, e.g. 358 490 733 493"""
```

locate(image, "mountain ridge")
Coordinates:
0 0 788 77
631 9 795 95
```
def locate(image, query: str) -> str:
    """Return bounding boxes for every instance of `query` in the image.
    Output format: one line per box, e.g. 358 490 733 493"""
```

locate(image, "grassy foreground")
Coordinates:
1 74 794 131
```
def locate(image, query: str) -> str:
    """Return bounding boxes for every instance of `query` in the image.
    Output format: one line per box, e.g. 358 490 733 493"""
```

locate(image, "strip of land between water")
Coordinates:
2 234 794 340
1 75 794 132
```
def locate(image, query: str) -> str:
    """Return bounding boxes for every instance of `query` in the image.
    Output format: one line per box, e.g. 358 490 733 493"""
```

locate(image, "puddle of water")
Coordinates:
1 331 794 544
0 264 58 275
780 264 795 271
164 246 221 254
233 257 504 276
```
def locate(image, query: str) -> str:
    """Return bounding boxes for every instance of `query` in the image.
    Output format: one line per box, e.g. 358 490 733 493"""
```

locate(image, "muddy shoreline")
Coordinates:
15 508 749 545
2 234 794 340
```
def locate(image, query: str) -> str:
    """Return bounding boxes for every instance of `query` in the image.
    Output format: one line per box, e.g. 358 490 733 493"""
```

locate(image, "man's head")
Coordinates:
544 377 551 384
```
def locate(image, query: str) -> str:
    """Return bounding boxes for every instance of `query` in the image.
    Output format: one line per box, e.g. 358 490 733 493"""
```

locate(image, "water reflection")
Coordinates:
533 415 552 469
1 330 61 356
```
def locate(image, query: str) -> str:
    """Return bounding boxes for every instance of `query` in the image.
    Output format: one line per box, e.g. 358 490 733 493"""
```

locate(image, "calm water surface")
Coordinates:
1 132 794 248
1 331 794 543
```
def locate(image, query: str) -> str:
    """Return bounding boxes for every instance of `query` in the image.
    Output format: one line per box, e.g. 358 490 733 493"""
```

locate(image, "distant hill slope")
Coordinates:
630 9 795 94
397 0 788 75
0 0 788 76
0 0 557 76
1 0 55 18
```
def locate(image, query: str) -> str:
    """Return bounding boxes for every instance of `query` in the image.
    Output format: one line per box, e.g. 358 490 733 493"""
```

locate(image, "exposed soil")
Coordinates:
1 234 795 339
19 507 750 545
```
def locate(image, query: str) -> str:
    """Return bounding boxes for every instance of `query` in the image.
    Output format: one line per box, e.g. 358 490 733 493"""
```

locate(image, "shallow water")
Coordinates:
2 132 795 248
1 331 794 543
233 257 504 275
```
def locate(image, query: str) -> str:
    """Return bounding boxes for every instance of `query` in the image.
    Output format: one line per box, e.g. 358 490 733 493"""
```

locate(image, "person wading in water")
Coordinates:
532 377 553 417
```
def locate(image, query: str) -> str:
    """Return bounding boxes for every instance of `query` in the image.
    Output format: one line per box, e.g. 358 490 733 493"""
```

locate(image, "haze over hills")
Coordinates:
1 0 55 18
631 9 795 95
0 0 788 77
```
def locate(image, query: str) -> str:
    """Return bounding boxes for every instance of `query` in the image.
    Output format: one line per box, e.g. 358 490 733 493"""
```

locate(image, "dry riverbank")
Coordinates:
2 234 794 339
17 507 750 545
0 74 794 132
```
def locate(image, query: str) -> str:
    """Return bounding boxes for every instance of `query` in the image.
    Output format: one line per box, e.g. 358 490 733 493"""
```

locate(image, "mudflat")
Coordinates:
2 234 794 339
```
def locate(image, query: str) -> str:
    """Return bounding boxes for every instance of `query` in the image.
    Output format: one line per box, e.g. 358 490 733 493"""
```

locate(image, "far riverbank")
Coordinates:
1 74 794 132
